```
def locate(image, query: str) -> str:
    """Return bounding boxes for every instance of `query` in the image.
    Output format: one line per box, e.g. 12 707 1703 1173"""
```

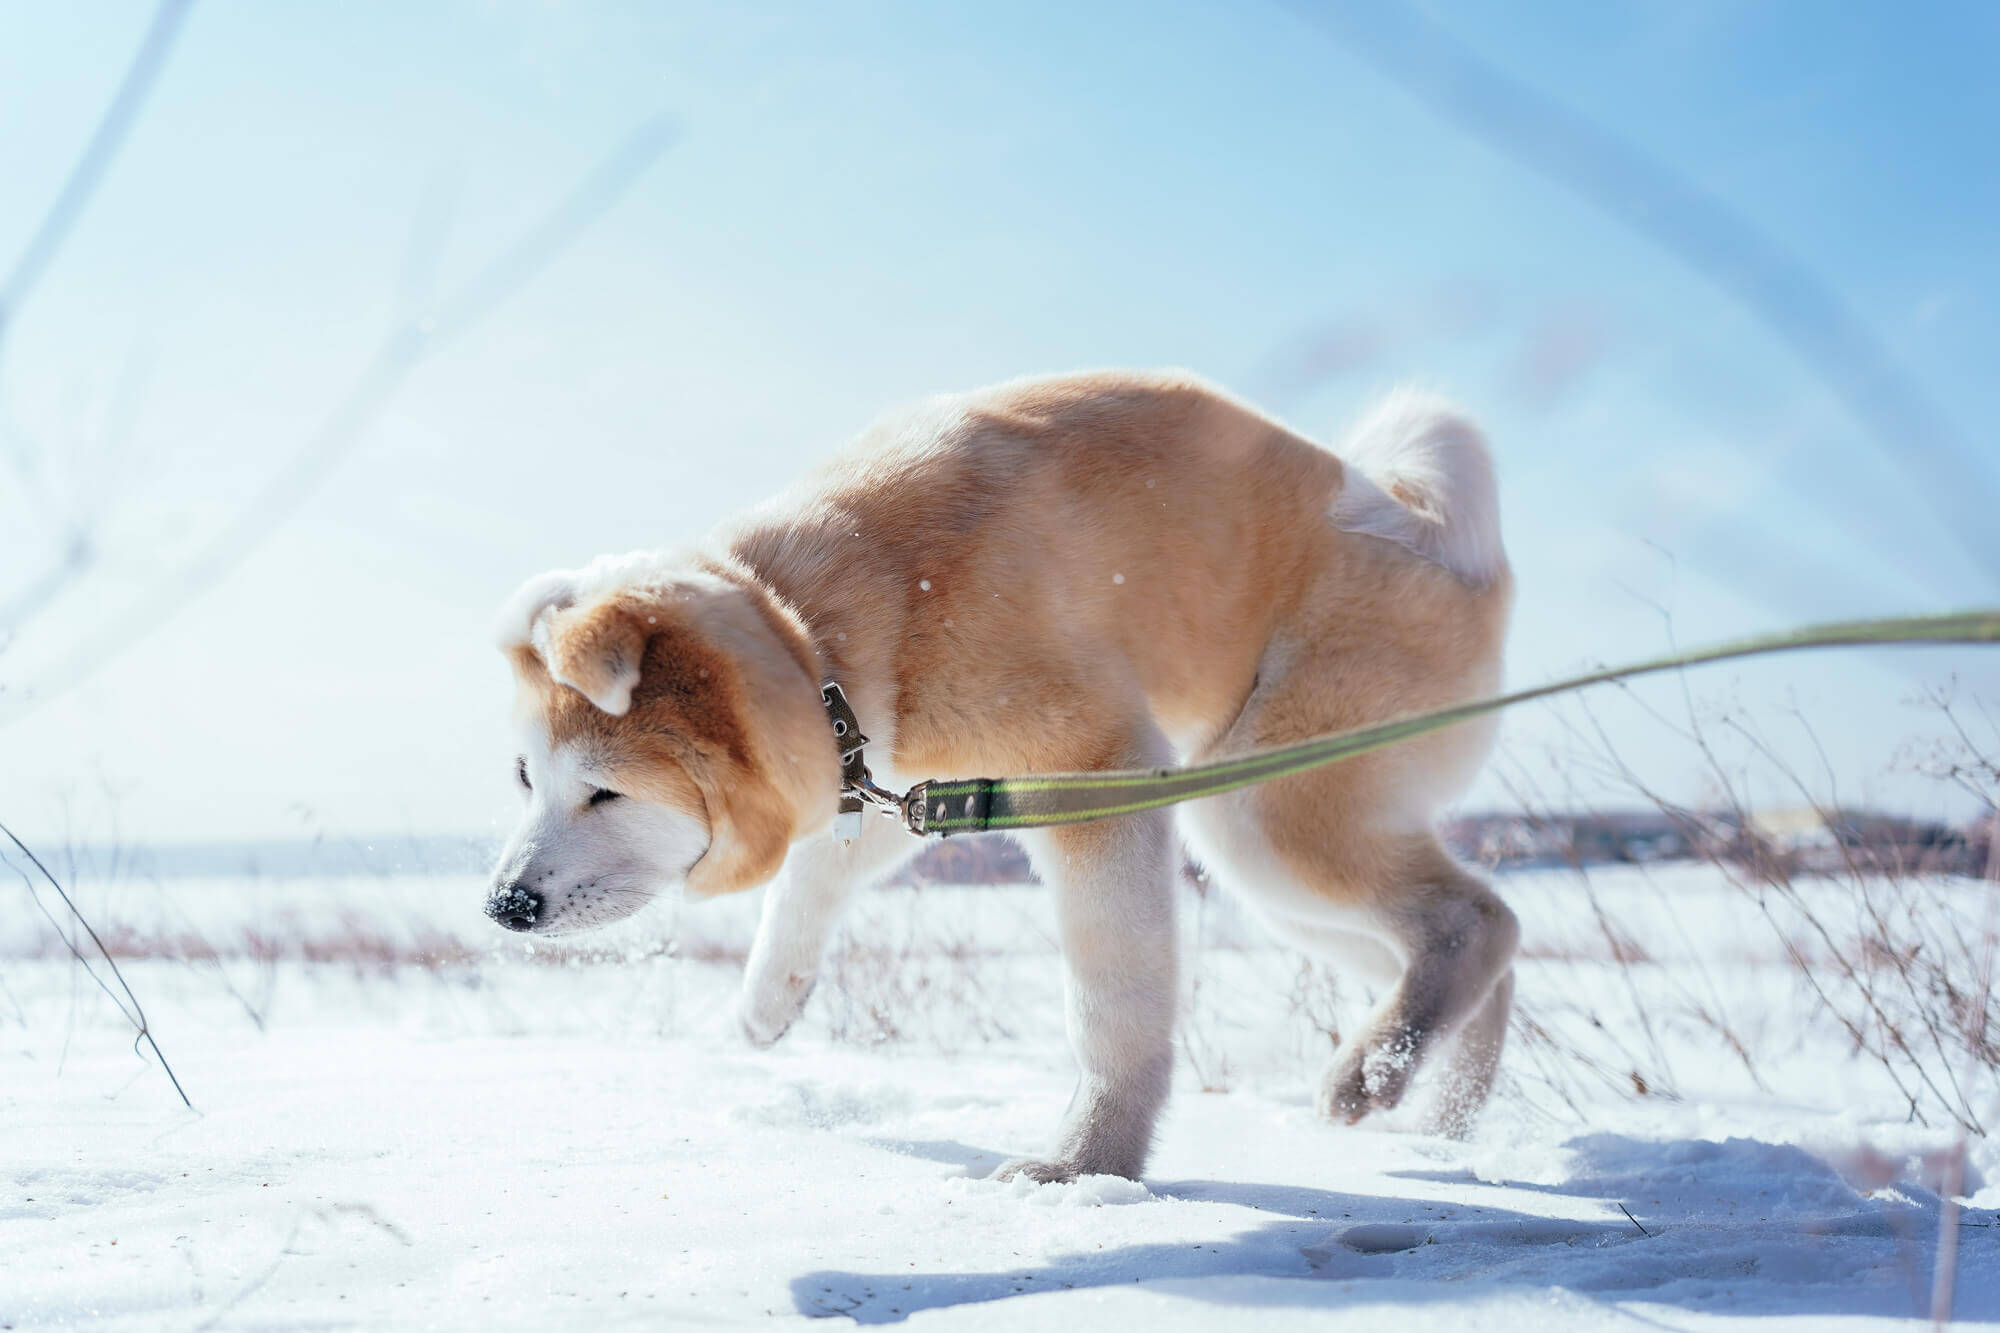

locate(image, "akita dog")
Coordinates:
487 370 1513 1181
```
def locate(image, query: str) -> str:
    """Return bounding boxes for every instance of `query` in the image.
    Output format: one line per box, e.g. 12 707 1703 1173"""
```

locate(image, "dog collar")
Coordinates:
817 680 924 842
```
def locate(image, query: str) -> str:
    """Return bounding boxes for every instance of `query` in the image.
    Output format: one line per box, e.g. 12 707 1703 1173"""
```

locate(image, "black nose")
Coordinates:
486 885 542 932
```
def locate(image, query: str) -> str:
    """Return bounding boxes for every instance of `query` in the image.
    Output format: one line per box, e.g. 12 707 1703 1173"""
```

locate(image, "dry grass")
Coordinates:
12 683 1994 1140
818 890 1027 1051
1487 683 1999 1136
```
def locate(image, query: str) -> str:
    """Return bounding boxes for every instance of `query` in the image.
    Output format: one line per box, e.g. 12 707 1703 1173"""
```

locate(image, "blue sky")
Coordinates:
1 1 1995 844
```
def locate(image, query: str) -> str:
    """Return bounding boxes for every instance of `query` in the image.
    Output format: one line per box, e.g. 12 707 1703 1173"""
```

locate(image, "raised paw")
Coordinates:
738 972 815 1049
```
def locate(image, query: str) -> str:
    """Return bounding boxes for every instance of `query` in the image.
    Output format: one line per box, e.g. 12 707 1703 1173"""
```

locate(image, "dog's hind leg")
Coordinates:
1420 966 1514 1138
1184 749 1516 1133
739 814 913 1047
1316 837 1517 1126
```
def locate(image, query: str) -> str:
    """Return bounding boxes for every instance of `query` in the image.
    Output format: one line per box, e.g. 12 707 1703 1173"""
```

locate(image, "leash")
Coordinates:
820 609 2000 841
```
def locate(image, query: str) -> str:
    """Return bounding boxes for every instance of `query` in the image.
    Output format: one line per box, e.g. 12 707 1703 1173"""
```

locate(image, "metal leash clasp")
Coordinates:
899 781 930 836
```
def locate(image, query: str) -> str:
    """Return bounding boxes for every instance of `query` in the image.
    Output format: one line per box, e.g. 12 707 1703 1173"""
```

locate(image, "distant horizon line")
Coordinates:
7 802 1990 882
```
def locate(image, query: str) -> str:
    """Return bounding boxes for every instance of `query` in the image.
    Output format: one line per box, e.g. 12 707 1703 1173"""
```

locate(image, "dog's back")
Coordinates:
735 369 1506 777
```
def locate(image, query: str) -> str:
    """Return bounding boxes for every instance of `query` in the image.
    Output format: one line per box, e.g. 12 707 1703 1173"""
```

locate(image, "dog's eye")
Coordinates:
515 757 531 791
588 787 622 808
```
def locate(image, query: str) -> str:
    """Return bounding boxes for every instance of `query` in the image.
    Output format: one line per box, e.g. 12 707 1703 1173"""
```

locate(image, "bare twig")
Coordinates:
0 333 156 637
0 0 195 372
0 111 677 703
0 0 192 621
1 815 191 1106
1290 0 2000 582
1930 799 1999 1327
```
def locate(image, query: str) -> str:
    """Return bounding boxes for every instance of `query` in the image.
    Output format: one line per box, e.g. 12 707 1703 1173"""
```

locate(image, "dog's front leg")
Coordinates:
739 815 910 1047
1003 805 1178 1183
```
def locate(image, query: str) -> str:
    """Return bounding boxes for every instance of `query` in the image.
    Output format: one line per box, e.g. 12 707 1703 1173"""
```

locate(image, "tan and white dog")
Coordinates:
486 370 1514 1181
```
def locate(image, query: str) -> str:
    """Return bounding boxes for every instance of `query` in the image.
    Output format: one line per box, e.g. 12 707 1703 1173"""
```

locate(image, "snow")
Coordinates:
3 866 1996 1329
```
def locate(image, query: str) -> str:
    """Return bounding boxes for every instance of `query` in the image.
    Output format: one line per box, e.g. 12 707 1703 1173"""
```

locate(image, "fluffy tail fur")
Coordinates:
1328 388 1505 589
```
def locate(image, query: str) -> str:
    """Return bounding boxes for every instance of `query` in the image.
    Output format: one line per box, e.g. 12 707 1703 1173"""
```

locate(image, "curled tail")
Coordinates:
1328 388 1505 589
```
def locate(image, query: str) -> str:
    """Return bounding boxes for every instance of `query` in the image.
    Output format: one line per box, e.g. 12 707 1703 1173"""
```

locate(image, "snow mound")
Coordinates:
946 1172 1155 1208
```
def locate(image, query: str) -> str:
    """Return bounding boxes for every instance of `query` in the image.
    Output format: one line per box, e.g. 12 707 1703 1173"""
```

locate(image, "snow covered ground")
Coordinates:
4 865 1996 1329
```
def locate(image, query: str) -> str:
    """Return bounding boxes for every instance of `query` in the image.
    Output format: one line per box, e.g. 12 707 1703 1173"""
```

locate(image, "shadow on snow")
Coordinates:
796 1134 1997 1324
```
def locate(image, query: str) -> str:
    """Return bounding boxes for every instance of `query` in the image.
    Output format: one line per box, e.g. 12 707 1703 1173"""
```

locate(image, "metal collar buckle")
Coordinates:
819 679 924 842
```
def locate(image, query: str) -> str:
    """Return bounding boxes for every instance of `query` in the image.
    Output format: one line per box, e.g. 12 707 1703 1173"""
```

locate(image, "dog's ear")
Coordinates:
682 770 795 898
536 596 649 716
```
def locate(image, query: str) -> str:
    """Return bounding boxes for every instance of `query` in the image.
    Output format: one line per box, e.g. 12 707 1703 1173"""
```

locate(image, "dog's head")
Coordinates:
484 559 835 935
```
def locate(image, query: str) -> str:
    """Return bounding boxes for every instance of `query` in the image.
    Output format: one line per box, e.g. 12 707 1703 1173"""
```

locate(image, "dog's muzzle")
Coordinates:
485 885 543 932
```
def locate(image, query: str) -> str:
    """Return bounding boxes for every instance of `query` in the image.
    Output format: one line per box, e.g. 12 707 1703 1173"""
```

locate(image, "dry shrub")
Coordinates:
1493 679 1999 1134
818 889 1021 1051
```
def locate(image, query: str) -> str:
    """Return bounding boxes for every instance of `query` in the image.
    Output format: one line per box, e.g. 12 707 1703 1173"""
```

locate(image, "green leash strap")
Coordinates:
902 609 2000 838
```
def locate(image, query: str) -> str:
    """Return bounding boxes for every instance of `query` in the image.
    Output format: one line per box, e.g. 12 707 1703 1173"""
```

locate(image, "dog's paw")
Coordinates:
991 1156 1082 1185
738 974 815 1049
738 1010 790 1049
1318 1057 1375 1123
1319 1038 1418 1124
